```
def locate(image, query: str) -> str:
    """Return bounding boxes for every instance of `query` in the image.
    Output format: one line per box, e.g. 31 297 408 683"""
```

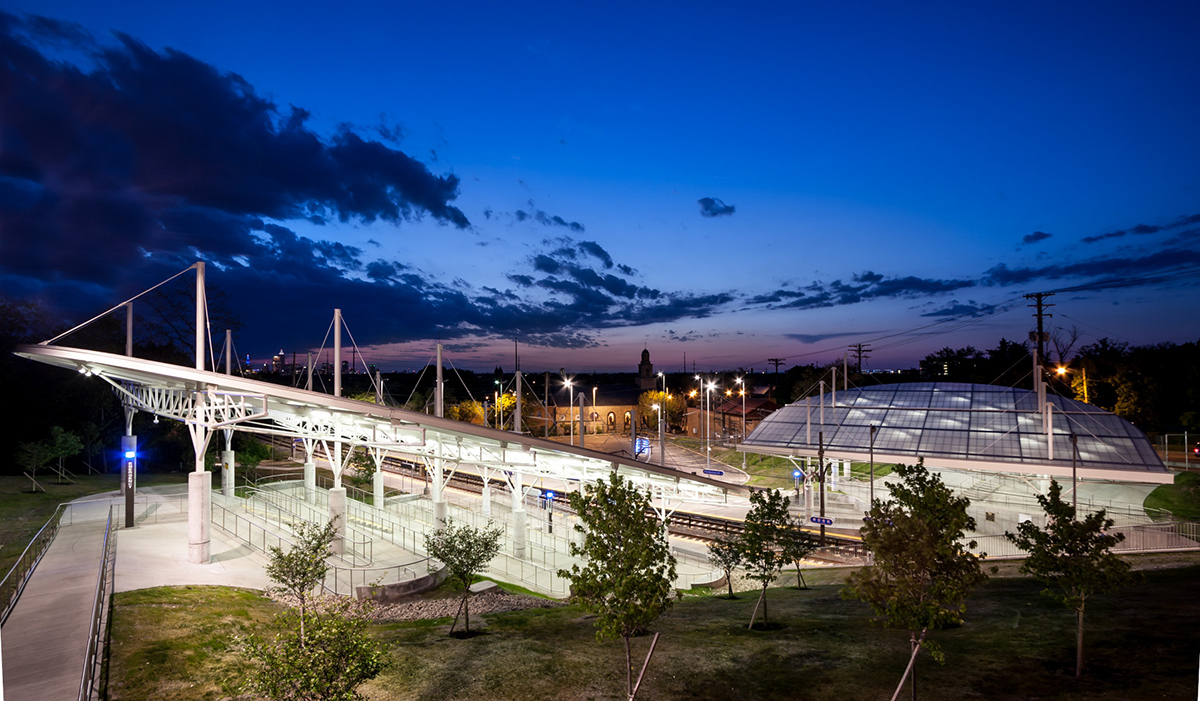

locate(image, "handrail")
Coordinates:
212 500 297 555
78 505 117 701
323 556 434 596
241 489 374 567
0 503 67 625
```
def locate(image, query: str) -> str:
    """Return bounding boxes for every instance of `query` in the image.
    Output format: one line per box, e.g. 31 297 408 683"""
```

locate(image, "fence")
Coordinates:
969 520 1200 560
78 505 117 701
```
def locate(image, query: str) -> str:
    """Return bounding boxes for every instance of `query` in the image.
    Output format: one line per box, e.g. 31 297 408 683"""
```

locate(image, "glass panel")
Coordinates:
923 411 971 430
918 429 970 456
883 409 926 428
890 389 933 408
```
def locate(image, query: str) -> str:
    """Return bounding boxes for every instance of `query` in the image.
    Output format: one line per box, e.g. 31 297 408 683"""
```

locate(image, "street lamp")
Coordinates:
736 377 747 469
578 391 586 449
1056 364 1090 404
563 378 574 446
700 381 710 468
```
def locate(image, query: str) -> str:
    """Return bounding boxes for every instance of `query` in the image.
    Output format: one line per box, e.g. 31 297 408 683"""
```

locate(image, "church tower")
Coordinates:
637 348 656 390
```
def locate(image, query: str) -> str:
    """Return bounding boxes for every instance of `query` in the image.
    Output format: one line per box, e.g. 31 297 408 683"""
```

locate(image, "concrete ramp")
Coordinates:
1 521 106 701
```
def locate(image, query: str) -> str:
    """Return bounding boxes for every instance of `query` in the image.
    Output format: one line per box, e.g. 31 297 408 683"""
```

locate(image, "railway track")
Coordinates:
260 434 866 561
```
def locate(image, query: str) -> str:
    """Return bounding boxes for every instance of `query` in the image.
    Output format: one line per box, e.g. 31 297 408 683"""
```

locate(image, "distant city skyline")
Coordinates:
2 3 1198 373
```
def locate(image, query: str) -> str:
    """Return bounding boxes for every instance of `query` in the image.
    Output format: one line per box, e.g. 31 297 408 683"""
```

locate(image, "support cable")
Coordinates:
41 265 197 346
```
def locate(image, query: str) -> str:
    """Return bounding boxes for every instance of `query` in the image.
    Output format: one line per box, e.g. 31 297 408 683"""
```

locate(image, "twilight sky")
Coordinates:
2 2 1198 373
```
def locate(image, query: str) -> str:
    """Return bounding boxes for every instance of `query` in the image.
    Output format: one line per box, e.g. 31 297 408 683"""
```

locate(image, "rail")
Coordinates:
78 505 117 701
240 488 374 567
324 557 432 596
0 503 67 625
969 520 1200 560
212 500 296 555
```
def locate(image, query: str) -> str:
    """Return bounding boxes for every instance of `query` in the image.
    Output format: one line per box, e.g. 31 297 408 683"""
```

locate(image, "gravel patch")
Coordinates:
268 589 563 623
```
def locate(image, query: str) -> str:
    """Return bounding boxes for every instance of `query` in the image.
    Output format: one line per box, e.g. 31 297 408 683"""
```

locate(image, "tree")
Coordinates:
740 488 792 628
559 472 676 701
636 390 686 430
843 460 988 698
246 518 386 700
16 440 52 490
423 519 503 635
1005 479 1132 678
48 426 82 481
343 447 375 491
264 519 337 647
706 534 743 599
243 597 387 701
780 518 818 590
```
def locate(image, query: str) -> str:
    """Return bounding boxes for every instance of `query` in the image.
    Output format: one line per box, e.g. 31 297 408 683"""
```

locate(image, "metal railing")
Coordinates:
0 503 67 625
324 557 432 596
212 500 296 555
78 505 117 701
969 520 1200 560
240 489 374 567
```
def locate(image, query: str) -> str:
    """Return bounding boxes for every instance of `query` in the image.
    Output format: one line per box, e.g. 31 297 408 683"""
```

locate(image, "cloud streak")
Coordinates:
698 197 735 217
1080 213 1200 244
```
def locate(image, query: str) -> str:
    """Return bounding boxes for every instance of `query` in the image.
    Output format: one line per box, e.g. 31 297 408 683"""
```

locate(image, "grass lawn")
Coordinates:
1144 471 1200 521
109 557 1200 700
0 472 188 577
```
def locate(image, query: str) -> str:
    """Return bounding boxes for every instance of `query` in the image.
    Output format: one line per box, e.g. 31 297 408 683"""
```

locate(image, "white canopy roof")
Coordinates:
17 344 740 502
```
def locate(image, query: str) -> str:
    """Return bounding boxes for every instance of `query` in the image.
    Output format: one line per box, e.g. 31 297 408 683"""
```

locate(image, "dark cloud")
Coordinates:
1080 213 1200 244
1022 231 1052 245
920 301 997 317
785 331 875 343
746 271 975 311
577 241 614 269
982 248 1200 287
698 197 735 218
512 201 584 231
0 11 469 296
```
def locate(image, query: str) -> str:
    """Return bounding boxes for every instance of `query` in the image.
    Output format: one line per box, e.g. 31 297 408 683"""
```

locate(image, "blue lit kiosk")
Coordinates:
15 262 739 599
738 381 1181 553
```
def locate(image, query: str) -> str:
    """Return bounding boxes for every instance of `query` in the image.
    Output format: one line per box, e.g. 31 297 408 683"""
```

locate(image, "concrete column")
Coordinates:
188 471 211 564
432 499 448 528
328 486 347 556
512 509 527 559
511 472 526 558
372 469 384 508
805 478 813 518
481 479 492 516
221 449 235 498
304 461 316 503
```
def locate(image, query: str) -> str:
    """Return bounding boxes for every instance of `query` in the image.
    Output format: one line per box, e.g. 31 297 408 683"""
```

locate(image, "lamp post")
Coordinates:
869 424 877 509
578 392 586 449
592 386 598 434
564 378 574 446
700 381 710 468
736 377 747 469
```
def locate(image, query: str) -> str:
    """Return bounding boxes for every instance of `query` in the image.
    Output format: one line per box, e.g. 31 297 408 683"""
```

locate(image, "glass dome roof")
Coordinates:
742 382 1170 483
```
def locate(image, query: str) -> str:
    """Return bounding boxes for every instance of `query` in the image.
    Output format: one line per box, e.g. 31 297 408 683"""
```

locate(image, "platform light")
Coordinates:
125 450 136 459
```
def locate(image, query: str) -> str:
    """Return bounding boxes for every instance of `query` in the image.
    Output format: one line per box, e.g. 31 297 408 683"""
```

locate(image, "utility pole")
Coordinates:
848 343 871 373
1024 291 1055 375
767 357 786 403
